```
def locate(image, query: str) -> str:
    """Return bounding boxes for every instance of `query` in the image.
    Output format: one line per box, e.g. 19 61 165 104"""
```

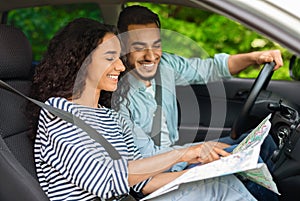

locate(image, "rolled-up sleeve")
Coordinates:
161 52 232 85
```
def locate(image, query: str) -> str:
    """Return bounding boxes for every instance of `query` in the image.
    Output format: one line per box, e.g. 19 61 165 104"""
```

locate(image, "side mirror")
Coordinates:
289 55 300 80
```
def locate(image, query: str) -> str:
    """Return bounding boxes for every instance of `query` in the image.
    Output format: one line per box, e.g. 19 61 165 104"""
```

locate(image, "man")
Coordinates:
116 3 281 162
116 4 282 159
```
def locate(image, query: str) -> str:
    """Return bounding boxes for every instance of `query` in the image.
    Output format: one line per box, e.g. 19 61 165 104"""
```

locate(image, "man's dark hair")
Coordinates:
117 5 161 33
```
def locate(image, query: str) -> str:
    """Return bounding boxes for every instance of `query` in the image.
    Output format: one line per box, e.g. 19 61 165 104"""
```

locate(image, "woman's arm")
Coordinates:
128 149 183 186
142 171 187 194
127 143 230 187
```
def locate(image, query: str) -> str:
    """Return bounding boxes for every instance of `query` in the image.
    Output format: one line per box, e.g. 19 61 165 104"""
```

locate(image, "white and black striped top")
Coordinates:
34 97 149 201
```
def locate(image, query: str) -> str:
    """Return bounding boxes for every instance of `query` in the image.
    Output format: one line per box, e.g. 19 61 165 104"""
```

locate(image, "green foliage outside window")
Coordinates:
129 3 292 80
7 2 293 80
7 3 102 61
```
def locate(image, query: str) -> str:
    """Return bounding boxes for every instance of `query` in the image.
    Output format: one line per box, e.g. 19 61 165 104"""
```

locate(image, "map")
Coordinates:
142 114 279 200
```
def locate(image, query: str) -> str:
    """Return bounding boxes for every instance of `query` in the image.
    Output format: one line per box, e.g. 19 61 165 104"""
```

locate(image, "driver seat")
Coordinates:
0 24 48 200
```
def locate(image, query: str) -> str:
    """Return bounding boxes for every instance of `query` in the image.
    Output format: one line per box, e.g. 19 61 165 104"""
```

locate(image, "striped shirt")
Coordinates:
34 97 148 201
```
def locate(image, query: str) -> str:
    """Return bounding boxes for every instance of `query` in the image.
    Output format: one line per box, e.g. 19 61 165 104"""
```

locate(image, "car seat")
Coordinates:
0 24 48 200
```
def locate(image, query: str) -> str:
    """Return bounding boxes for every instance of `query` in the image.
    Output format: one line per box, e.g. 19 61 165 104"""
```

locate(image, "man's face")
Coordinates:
125 23 162 81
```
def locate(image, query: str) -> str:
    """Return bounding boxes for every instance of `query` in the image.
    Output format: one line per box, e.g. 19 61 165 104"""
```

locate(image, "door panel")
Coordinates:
176 78 300 144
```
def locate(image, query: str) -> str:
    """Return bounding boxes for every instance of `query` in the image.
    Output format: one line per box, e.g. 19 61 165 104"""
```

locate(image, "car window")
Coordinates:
127 2 293 80
6 2 294 80
7 3 103 62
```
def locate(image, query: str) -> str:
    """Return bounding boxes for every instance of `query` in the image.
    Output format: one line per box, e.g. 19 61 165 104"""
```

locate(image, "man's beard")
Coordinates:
132 68 156 81
126 63 157 81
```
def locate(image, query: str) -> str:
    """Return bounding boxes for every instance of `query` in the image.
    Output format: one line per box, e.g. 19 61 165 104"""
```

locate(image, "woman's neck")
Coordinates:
71 86 100 108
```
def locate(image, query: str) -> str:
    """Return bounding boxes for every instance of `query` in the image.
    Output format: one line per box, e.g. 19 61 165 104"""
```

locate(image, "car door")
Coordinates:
173 0 300 145
176 76 300 145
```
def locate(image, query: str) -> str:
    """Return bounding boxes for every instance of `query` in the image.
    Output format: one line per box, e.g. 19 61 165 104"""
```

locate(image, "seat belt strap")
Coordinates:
151 70 162 146
0 80 121 160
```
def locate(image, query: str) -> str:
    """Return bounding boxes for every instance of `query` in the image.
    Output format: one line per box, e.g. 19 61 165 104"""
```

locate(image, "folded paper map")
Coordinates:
142 114 279 200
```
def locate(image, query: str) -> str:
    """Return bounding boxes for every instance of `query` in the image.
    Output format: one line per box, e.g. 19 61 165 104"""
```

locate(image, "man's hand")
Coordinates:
228 49 283 74
197 142 231 164
255 49 283 70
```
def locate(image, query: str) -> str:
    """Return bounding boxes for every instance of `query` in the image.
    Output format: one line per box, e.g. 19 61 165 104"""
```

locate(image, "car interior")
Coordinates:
1 1 300 201
0 24 49 200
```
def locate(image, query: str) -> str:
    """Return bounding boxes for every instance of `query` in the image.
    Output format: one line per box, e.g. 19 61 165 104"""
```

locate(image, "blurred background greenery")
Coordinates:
7 2 293 80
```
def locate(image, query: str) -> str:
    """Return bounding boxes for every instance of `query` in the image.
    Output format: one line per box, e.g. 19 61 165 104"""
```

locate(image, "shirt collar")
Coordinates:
126 72 156 92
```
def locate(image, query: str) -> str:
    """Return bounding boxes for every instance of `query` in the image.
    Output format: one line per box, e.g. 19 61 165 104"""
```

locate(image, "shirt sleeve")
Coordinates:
117 99 175 156
118 106 189 172
38 98 129 199
161 52 232 85
117 99 189 173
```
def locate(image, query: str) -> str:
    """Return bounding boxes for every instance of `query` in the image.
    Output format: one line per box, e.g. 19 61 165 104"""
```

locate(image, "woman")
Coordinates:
30 18 256 201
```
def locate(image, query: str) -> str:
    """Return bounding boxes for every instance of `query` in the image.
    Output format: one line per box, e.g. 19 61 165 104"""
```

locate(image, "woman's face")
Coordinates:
86 33 125 92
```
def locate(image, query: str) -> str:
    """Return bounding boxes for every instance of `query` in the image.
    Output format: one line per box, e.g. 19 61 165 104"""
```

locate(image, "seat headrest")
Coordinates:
0 24 32 80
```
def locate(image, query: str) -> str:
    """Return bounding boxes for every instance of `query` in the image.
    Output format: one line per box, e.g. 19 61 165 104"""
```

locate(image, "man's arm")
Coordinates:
228 49 283 75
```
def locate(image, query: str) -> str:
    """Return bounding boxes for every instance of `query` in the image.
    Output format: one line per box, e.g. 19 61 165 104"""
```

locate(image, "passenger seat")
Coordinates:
0 24 48 201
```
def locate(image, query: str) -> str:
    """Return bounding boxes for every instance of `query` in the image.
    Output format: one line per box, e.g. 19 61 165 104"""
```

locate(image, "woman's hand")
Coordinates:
180 142 231 164
128 142 231 186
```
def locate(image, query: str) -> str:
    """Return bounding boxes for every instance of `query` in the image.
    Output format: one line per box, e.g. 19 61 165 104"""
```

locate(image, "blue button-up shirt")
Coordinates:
117 52 231 171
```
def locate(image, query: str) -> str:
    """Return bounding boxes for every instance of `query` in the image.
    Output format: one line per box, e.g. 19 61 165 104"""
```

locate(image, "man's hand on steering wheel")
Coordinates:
255 49 283 70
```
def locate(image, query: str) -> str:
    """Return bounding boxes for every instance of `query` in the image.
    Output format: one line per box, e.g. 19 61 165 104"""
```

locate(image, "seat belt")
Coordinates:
0 80 121 160
0 80 143 200
150 70 162 146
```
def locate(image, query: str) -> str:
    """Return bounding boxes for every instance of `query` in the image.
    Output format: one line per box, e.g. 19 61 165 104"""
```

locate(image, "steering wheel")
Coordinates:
230 62 275 139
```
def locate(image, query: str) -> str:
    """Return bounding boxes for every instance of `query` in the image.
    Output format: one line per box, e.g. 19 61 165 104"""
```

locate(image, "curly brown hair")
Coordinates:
27 18 129 137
